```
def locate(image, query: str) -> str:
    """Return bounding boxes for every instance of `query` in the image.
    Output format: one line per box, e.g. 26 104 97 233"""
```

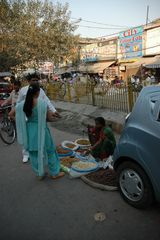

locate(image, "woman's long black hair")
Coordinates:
23 83 40 118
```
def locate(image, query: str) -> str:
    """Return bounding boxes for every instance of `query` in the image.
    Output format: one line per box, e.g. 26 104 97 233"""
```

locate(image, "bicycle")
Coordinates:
57 78 75 99
58 80 66 99
0 105 16 144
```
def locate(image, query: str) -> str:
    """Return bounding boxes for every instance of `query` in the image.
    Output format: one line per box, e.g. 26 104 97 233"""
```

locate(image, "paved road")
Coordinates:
0 127 160 240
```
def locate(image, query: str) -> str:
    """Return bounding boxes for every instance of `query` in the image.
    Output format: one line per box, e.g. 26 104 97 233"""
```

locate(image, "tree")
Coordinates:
0 0 79 71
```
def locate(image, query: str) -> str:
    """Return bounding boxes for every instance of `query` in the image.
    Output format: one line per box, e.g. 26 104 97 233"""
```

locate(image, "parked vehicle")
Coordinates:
0 72 13 78
0 81 12 94
113 86 160 209
0 93 10 107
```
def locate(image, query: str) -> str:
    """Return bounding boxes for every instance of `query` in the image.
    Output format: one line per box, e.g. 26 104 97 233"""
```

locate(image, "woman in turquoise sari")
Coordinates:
16 83 64 180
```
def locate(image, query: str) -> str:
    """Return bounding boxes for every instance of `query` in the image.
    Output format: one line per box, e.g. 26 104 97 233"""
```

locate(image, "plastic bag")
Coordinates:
98 156 113 169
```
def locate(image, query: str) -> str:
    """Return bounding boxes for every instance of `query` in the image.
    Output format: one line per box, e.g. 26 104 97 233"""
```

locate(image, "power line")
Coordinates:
76 24 128 30
93 23 146 40
75 19 158 41
77 23 145 40
79 28 158 42
94 27 159 42
71 17 131 28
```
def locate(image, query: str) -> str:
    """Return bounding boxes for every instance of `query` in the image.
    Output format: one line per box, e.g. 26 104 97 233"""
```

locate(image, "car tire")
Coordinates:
117 161 154 209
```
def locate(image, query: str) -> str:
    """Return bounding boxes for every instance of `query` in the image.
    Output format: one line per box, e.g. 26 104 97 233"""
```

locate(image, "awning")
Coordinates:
123 57 155 69
79 61 115 73
145 56 160 68
0 72 13 77
55 68 68 75
65 67 77 73
23 69 43 76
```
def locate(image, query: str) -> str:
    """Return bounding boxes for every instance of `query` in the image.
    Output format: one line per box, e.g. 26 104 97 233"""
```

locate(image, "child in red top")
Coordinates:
87 117 116 160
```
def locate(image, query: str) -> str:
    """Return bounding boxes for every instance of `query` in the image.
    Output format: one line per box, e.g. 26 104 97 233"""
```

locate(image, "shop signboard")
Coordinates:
39 61 54 73
105 67 119 79
119 26 143 60
97 39 117 60
145 27 160 55
81 43 98 62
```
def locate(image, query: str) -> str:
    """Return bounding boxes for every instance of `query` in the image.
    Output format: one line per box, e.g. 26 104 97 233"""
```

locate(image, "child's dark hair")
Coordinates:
23 83 40 118
26 71 40 81
95 117 106 126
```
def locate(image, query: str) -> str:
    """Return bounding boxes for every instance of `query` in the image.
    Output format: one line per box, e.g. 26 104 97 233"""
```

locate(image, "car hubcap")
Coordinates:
119 169 144 202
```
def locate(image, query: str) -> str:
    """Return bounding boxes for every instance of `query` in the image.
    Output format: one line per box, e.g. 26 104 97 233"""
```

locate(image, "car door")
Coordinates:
148 98 160 191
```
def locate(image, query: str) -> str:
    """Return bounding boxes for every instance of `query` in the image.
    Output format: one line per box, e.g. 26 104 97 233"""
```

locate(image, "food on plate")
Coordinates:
65 143 77 149
72 161 97 170
75 149 85 153
60 156 79 167
56 146 71 154
76 139 90 145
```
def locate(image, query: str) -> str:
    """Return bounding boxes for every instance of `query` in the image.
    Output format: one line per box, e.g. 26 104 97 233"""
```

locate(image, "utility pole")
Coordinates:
146 5 149 26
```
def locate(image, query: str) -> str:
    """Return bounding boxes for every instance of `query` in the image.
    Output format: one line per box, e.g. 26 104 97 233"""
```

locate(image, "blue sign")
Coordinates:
119 26 143 59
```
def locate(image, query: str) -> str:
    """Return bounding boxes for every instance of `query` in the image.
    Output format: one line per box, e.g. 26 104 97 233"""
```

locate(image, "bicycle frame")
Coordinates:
0 105 16 144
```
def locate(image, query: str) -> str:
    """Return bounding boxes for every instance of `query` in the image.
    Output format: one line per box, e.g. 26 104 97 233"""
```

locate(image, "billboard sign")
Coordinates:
97 39 117 60
81 39 117 62
81 43 98 62
119 26 143 60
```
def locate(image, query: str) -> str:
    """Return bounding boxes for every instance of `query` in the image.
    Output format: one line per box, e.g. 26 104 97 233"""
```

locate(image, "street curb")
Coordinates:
53 100 126 134
81 175 118 191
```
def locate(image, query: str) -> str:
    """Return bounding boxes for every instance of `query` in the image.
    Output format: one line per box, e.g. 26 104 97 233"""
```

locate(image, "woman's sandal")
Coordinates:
37 175 46 181
50 172 65 179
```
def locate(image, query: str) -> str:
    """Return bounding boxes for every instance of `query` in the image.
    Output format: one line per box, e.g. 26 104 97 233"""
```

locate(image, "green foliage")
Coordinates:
0 0 79 71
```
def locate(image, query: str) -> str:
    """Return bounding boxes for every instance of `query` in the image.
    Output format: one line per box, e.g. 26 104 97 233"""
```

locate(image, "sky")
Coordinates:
52 0 160 38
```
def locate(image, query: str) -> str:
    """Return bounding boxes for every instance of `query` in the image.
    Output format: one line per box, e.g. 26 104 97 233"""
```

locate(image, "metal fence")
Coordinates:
45 81 141 113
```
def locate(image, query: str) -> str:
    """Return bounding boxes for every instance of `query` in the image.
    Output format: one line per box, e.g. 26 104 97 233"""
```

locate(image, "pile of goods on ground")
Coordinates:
56 138 117 190
56 138 98 175
85 168 117 187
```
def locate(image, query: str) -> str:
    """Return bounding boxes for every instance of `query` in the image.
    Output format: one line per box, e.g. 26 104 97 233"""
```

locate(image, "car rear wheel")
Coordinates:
117 161 154 209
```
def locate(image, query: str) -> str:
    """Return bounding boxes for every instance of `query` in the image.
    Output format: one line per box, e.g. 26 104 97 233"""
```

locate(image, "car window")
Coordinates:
150 100 155 114
151 99 160 121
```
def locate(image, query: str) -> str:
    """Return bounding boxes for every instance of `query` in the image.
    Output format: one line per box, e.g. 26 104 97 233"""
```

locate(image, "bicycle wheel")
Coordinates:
0 118 16 144
58 83 66 99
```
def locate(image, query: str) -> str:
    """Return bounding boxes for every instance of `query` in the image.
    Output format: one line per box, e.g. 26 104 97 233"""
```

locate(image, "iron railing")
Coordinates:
45 81 142 113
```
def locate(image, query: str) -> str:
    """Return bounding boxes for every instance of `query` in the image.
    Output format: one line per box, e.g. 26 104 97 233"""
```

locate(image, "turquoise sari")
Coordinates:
16 99 60 177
